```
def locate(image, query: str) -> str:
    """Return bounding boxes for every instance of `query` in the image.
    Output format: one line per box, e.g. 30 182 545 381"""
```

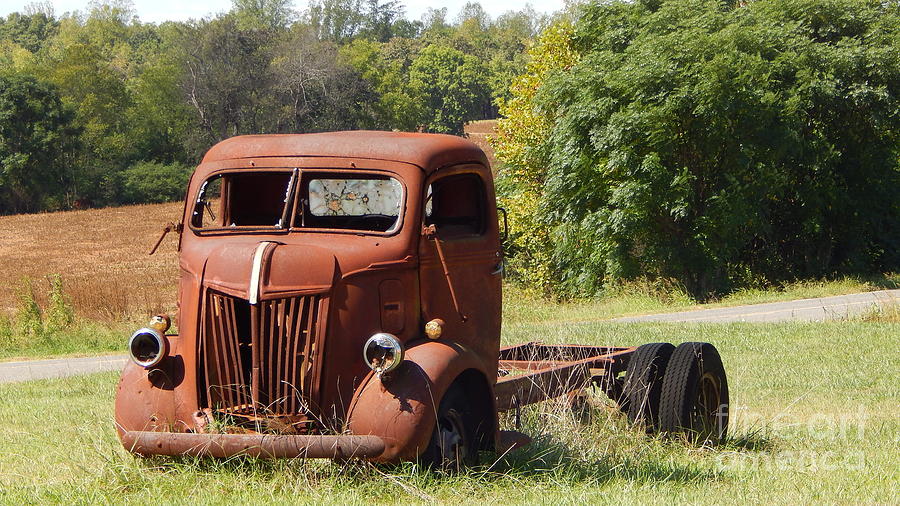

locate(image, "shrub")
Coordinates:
14 277 43 338
120 160 192 204
44 274 74 333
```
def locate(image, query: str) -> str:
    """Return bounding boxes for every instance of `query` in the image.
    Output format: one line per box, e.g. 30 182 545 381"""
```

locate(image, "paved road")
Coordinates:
0 354 127 384
616 289 900 323
1 289 897 384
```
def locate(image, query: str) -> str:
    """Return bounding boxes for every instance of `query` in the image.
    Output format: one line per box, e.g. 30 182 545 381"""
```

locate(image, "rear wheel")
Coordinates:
420 384 478 470
658 342 729 443
622 342 675 431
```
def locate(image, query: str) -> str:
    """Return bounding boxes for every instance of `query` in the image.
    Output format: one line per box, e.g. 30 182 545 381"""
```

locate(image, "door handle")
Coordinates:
491 262 504 276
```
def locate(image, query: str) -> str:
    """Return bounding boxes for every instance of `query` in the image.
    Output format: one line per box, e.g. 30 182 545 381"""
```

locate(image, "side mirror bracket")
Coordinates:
149 222 183 255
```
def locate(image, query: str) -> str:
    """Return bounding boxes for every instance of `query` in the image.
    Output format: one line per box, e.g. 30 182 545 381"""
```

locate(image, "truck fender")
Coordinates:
345 339 497 463
114 348 187 439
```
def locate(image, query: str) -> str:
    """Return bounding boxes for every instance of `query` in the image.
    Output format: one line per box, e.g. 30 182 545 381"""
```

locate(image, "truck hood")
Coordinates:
202 241 337 300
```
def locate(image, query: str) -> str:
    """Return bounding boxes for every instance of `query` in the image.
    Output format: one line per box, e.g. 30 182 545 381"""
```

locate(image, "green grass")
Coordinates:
0 318 897 503
502 274 900 325
0 318 132 361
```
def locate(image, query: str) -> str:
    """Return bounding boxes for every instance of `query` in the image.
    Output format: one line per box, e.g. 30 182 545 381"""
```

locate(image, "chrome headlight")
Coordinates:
363 333 404 375
128 327 168 368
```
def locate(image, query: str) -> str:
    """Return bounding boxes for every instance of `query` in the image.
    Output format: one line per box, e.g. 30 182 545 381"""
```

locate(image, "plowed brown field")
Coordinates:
0 202 182 319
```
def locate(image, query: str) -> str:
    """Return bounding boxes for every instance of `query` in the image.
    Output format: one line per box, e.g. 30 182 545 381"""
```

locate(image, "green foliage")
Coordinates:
0 10 59 52
496 0 900 299
408 44 489 134
0 73 80 213
44 274 74 333
493 21 578 294
14 278 43 338
6 275 77 347
232 0 297 31
120 160 191 204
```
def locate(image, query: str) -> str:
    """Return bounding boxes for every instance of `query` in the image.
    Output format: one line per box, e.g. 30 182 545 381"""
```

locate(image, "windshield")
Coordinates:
191 169 403 234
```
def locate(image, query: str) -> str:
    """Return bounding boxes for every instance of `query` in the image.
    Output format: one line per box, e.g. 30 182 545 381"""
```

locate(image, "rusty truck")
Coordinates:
116 131 729 467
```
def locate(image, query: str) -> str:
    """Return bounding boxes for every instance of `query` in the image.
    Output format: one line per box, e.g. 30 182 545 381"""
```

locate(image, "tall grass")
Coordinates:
0 276 129 360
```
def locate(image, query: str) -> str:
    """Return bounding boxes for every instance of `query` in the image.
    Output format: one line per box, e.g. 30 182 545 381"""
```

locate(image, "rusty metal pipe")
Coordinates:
121 431 385 459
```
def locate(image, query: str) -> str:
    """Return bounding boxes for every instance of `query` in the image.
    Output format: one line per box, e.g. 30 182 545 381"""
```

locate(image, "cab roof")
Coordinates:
201 131 489 173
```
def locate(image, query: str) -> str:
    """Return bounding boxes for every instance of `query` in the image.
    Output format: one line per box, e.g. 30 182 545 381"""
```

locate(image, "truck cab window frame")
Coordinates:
424 172 487 240
190 168 405 236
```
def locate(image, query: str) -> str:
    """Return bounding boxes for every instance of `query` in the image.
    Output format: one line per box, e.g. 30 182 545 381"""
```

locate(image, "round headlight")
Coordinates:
363 333 404 375
128 328 168 368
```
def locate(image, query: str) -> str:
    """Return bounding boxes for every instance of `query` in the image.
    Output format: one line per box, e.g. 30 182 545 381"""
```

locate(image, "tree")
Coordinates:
408 44 489 134
495 0 900 299
358 0 405 42
492 21 578 294
175 16 276 156
0 10 59 52
0 74 80 213
272 28 378 132
305 0 364 42
232 0 296 31
340 37 420 130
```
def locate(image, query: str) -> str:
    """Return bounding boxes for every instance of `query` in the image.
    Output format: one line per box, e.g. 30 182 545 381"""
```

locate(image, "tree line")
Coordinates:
0 0 546 214
494 0 900 299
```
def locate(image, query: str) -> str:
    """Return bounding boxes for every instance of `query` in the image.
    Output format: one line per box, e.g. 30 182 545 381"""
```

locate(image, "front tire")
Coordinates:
420 384 478 470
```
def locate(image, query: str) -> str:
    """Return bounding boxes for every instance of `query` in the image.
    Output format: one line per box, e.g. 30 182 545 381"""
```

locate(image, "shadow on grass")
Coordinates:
865 274 900 290
718 426 778 453
484 433 723 485
130 431 778 491
124 407 780 493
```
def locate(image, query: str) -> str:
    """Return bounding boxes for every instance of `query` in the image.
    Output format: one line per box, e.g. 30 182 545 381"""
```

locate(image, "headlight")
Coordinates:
128 328 168 368
363 333 404 375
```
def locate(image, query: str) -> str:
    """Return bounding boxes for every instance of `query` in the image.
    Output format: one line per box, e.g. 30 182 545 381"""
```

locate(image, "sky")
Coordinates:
0 0 567 24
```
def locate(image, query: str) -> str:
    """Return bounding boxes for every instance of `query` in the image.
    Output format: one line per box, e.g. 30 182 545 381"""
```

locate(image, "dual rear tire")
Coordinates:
623 341 729 442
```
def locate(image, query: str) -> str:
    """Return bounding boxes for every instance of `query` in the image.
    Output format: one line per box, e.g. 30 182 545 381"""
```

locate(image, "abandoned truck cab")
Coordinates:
117 131 731 465
116 132 505 463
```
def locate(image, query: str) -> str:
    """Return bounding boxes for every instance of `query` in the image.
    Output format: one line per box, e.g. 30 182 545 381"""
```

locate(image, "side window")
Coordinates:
193 176 223 228
191 172 293 229
424 173 485 239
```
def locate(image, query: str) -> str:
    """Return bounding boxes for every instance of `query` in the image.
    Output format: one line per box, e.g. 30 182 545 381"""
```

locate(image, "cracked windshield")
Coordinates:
305 177 403 232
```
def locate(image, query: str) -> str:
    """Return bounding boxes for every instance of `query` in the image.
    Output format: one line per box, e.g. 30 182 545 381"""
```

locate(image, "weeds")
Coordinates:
0 276 128 359
854 296 900 323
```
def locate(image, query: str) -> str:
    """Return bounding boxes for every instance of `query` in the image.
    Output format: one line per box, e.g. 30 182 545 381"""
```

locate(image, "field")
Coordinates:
0 202 182 319
0 314 897 503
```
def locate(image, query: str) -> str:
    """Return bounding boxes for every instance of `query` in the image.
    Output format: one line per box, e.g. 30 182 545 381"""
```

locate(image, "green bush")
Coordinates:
14 278 43 338
7 275 76 346
44 274 74 333
120 160 192 204
494 0 900 300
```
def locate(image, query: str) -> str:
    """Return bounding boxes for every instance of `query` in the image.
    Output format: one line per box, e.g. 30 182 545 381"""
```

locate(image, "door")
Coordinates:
418 165 502 367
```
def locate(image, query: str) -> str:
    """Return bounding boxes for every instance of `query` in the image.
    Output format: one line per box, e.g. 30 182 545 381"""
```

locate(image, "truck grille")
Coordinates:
200 290 323 417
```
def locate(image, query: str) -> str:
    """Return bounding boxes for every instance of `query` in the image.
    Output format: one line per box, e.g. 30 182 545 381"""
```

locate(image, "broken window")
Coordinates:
424 173 485 239
302 176 403 232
